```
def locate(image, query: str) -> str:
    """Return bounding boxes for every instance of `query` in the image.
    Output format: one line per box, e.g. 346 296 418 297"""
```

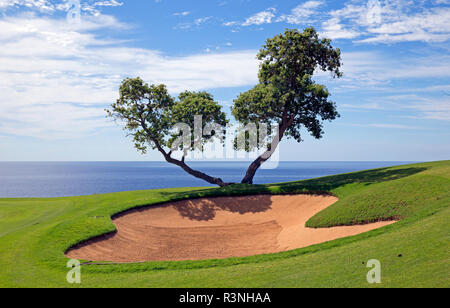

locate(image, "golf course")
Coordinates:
0 160 448 288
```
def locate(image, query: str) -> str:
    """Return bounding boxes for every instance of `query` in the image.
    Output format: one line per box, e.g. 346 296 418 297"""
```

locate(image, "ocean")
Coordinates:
0 161 415 198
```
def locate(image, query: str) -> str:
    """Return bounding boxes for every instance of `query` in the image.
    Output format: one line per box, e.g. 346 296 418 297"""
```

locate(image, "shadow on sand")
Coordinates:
171 195 273 221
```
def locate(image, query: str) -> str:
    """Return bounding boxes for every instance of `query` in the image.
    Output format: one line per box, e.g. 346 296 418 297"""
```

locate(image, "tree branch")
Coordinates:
153 138 233 187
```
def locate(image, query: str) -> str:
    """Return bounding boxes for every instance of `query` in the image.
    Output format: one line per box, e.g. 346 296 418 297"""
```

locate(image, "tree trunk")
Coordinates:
241 155 269 184
241 117 293 184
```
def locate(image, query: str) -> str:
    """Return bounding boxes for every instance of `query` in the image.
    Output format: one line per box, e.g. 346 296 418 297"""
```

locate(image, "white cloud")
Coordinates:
94 0 123 7
137 50 258 91
0 14 259 139
1 2 449 140
242 8 276 26
194 16 211 25
366 123 423 129
324 51 450 89
325 1 450 43
173 11 190 16
223 21 237 26
386 94 450 121
361 7 450 43
174 16 212 30
224 1 450 43
224 8 276 27
318 50 450 122
342 92 450 122
0 0 54 12
412 84 450 93
321 17 360 39
0 104 111 139
278 0 324 24
0 0 124 17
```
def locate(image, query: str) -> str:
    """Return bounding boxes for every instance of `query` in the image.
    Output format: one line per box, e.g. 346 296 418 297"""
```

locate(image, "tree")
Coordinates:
107 27 342 187
232 27 342 184
106 77 232 187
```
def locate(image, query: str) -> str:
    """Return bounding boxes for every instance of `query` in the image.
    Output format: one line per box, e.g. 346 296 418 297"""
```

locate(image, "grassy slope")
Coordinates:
0 161 448 288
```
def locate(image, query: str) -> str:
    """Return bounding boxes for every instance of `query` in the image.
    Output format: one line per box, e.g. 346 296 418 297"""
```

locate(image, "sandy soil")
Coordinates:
66 194 396 262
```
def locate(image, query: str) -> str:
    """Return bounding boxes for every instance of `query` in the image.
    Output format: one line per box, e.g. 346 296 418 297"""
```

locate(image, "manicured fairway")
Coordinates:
0 161 448 287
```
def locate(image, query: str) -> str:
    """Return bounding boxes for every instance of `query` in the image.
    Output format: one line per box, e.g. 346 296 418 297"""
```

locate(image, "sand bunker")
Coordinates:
66 194 396 262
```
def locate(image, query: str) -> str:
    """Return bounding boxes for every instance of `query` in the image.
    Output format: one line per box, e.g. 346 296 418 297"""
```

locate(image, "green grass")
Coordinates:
0 161 448 287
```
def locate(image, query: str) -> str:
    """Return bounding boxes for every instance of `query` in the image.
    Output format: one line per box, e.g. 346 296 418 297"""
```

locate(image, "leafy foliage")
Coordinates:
106 78 227 154
106 77 174 154
106 78 231 186
169 91 227 151
232 27 342 143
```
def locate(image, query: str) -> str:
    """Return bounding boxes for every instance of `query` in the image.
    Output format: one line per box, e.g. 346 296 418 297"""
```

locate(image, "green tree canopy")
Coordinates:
232 27 342 184
106 77 231 186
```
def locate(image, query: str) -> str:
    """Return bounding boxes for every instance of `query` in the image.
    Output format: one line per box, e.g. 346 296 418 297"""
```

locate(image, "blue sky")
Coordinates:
0 0 449 161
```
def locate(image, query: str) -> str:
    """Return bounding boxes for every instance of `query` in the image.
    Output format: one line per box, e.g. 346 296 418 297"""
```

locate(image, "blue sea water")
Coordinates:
0 161 416 198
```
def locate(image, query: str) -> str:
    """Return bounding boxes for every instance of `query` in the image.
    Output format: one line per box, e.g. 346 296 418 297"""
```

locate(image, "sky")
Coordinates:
0 0 449 162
